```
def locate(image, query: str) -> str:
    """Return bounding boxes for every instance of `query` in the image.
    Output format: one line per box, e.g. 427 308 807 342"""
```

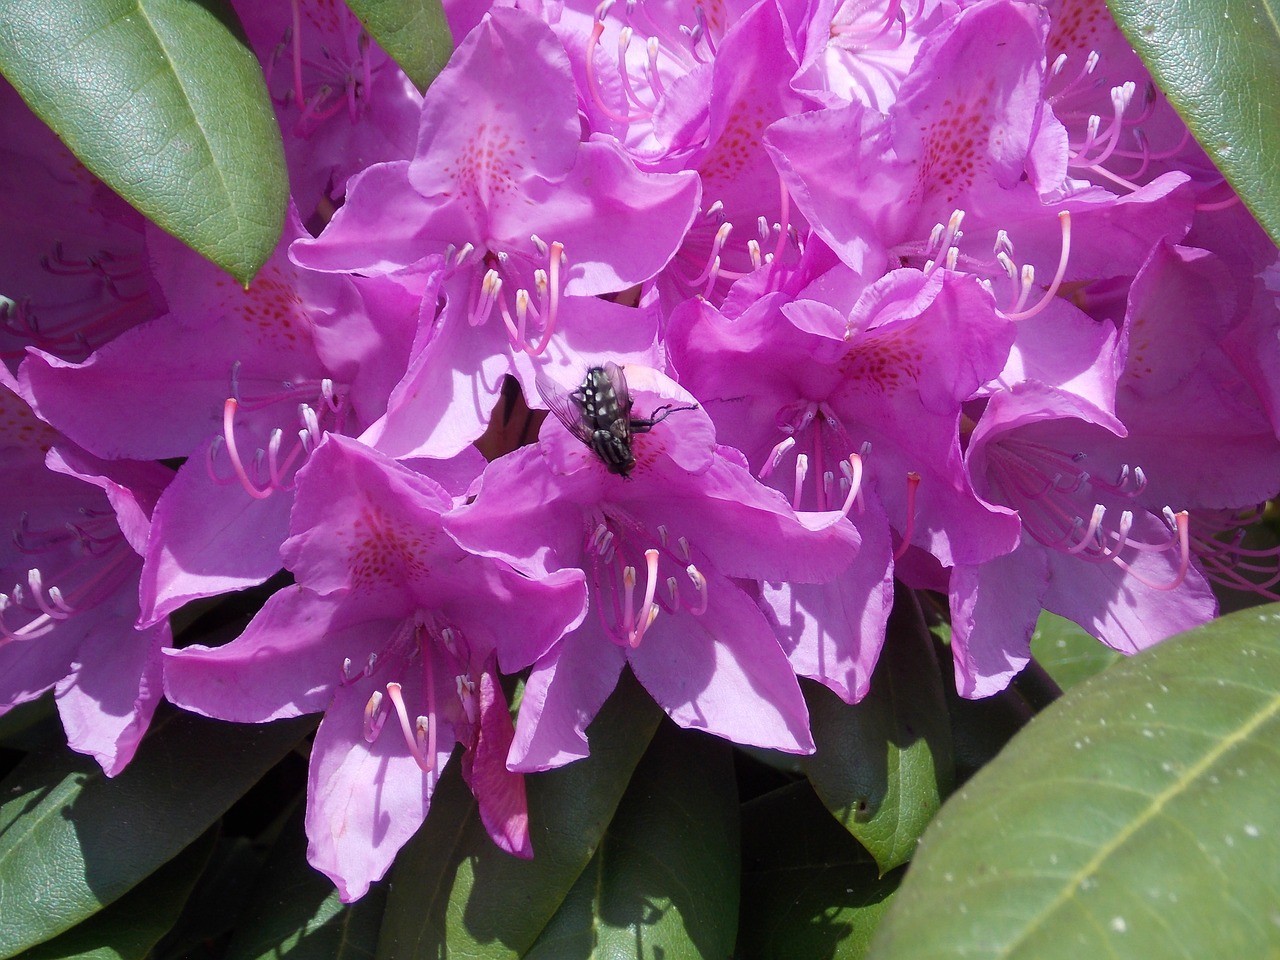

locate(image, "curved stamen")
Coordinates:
893 472 921 561
628 549 661 647
1005 211 1072 321
385 681 434 774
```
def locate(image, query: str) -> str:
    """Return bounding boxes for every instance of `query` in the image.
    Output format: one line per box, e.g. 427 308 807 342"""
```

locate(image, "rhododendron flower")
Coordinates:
0 387 170 776
164 434 587 900
231 0 424 216
446 364 861 769
0 81 155 385
20 210 426 623
290 8 699 452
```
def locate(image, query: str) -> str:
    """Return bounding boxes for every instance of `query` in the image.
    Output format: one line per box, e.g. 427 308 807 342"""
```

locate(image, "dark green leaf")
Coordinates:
936 633 1035 786
805 586 954 872
12 828 217 960
225 804 386 960
0 710 313 958
0 694 62 754
1106 0 1280 245
1030 610 1122 692
378 670 663 959
342 0 453 92
526 723 739 959
0 0 286 283
152 837 263 960
869 602 1280 959
740 781 902 960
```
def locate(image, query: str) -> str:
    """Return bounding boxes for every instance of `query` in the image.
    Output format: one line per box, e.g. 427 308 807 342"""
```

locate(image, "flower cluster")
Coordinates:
3 0 1277 901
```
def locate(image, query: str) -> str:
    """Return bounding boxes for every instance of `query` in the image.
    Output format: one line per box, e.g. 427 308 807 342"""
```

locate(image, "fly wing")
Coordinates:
602 361 634 439
535 368 593 445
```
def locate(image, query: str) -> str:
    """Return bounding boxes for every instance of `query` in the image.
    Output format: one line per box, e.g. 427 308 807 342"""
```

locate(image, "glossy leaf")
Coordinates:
0 710 313 958
1030 610 1122 692
0 0 287 283
869 603 1280 959
1106 0 1280 245
525 723 739 959
740 781 902 960
377 670 663 959
225 806 386 960
12 828 216 960
342 0 453 92
805 587 954 873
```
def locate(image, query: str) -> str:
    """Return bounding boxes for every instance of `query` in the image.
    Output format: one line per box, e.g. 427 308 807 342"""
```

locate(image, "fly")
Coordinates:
536 362 697 477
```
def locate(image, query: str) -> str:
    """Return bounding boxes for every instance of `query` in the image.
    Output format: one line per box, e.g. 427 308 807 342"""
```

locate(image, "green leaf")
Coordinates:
1106 0 1280 245
153 837 264 960
805 587 954 873
0 710 313 959
225 805 386 960
868 602 1280 960
377 670 664 959
12 828 217 960
936 633 1035 786
0 0 287 283
525 723 739 959
342 0 453 92
1030 610 1122 692
740 781 902 960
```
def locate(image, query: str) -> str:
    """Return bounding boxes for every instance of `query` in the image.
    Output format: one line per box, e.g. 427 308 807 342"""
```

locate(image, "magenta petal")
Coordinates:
1042 533 1217 656
508 623 628 772
461 667 532 858
530 139 701 295
761 491 895 703
139 445 292 626
162 587 349 722
289 162 440 275
630 579 814 754
305 681 444 902
55 621 167 777
949 549 1049 698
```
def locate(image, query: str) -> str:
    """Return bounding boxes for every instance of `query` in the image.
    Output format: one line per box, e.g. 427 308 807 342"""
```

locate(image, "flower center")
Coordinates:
449 239 568 357
584 514 711 648
2 243 154 367
984 433 1190 589
343 612 478 774
0 507 135 648
214 364 350 499
265 0 376 136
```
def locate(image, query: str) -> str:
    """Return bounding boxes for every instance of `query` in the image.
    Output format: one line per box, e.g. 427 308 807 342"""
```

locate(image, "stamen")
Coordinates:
628 549 661 647
457 674 478 725
1005 211 1071 321
586 20 635 124
525 241 564 357
221 400 274 500
836 454 863 519
685 563 708 615
760 435 797 479
893 472 921 561
793 453 809 510
385 682 434 773
363 690 386 742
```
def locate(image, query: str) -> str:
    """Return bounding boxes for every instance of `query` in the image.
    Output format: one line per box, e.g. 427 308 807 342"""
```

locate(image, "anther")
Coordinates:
760 435 797 479
363 690 386 742
793 453 810 511
685 564 708 616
